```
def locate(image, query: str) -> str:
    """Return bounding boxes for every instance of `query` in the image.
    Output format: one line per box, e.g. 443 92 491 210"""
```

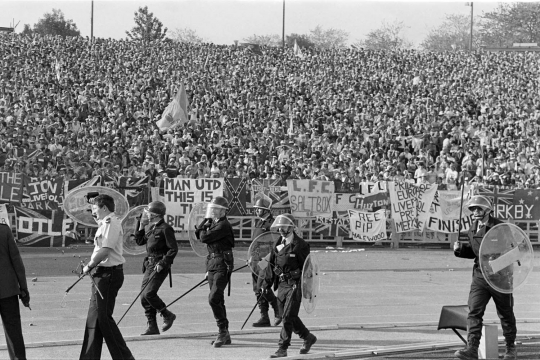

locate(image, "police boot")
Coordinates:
269 348 287 358
454 337 479 360
300 333 317 354
159 308 176 332
140 318 159 336
271 298 282 326
213 328 231 348
252 312 271 327
503 343 517 360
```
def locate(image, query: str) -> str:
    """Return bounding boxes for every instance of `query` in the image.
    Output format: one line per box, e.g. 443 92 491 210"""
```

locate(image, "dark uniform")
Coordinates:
265 232 315 355
454 216 517 350
135 218 178 330
196 216 235 334
252 214 280 325
0 223 29 360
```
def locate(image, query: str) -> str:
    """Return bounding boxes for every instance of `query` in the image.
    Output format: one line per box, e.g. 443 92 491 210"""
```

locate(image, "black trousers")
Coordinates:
140 263 169 319
277 281 309 350
207 270 229 330
252 271 277 313
79 267 135 360
467 274 516 344
0 295 26 360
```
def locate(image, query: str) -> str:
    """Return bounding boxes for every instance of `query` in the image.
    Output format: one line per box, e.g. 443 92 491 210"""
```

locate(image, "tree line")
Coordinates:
16 3 540 51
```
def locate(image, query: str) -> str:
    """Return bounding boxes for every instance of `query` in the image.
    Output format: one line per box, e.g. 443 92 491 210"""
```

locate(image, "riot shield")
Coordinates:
479 223 534 294
301 253 320 314
187 202 208 258
121 205 147 256
247 232 280 278
63 186 130 227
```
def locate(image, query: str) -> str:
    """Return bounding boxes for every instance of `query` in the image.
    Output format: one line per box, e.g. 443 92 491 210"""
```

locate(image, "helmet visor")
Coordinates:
205 203 227 219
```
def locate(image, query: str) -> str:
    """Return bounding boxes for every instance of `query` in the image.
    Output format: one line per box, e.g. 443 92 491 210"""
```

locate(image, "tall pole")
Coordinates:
282 0 285 50
469 2 473 51
91 0 94 41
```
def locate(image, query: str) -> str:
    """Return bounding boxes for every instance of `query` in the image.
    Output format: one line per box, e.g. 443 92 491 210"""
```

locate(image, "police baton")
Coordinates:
198 264 249 288
117 270 158 326
163 277 208 310
241 293 263 330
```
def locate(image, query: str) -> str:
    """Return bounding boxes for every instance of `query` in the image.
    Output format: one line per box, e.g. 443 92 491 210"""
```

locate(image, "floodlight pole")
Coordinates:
282 0 285 51
91 0 94 41
469 2 473 52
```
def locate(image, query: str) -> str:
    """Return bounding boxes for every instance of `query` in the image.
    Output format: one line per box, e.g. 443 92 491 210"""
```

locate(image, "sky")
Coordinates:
0 0 505 47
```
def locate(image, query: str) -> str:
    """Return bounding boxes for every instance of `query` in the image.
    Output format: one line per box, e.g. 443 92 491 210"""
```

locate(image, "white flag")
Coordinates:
294 39 305 59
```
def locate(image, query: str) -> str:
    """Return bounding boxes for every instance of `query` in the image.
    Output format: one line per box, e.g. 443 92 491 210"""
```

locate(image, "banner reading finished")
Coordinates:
287 179 334 218
163 178 224 230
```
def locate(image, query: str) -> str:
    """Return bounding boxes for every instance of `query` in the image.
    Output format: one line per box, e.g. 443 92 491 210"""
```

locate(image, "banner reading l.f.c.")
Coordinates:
388 182 437 233
163 178 224 230
287 179 334 217
348 209 387 242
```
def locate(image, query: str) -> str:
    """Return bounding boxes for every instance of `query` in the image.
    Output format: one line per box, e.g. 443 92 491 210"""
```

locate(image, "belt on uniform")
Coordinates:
148 255 164 261
96 264 123 271
208 253 224 259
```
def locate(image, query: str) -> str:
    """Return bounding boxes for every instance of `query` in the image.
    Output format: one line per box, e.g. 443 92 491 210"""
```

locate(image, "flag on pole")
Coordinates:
241 43 263 56
288 114 294 135
155 83 189 131
293 39 305 59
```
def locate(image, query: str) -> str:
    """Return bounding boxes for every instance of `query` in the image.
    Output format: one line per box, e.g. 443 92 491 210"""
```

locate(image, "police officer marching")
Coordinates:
453 195 517 360
135 201 178 336
264 214 317 358
195 196 235 348
252 197 282 327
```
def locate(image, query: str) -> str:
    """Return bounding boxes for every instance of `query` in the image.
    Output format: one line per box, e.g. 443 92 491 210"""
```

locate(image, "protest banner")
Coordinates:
249 178 289 213
14 207 76 247
163 178 224 230
21 176 63 210
426 190 473 233
0 203 10 226
287 179 334 217
388 182 437 233
224 177 248 216
0 172 22 204
348 209 387 242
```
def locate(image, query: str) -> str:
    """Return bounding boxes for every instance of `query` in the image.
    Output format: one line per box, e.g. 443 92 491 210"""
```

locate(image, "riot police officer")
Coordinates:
195 196 235 348
453 195 517 360
135 201 178 336
264 214 317 358
251 197 281 327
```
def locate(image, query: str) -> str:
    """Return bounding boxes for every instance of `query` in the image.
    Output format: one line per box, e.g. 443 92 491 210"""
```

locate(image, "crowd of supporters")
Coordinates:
1 33 540 189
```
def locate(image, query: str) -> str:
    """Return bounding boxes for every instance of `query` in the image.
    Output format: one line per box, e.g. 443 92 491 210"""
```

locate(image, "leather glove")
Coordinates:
19 289 30 308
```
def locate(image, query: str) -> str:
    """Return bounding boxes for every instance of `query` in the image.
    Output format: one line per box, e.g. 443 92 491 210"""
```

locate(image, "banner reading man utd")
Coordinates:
287 179 335 218
163 178 224 230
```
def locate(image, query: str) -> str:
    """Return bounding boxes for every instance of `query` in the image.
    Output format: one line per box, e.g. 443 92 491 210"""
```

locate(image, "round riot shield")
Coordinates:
247 232 280 279
187 202 208 258
121 205 147 256
63 186 130 227
301 253 320 314
479 223 534 294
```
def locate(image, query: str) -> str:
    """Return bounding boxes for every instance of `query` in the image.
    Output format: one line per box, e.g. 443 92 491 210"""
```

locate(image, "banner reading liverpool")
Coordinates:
163 178 224 230
287 179 335 217
21 176 64 210
426 190 473 233
348 209 387 242
388 182 437 233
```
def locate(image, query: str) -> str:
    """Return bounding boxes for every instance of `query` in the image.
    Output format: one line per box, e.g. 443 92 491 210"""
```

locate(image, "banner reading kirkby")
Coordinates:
163 178 224 230
388 182 437 233
287 179 334 218
348 209 387 242
426 190 473 233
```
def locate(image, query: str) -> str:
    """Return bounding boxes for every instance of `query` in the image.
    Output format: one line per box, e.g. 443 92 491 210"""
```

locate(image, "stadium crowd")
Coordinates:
1 33 540 189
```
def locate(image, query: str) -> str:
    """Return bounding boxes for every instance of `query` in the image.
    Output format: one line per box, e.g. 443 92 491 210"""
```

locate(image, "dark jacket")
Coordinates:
454 215 504 277
135 218 178 267
252 214 274 240
0 224 28 299
196 217 235 272
266 232 310 291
